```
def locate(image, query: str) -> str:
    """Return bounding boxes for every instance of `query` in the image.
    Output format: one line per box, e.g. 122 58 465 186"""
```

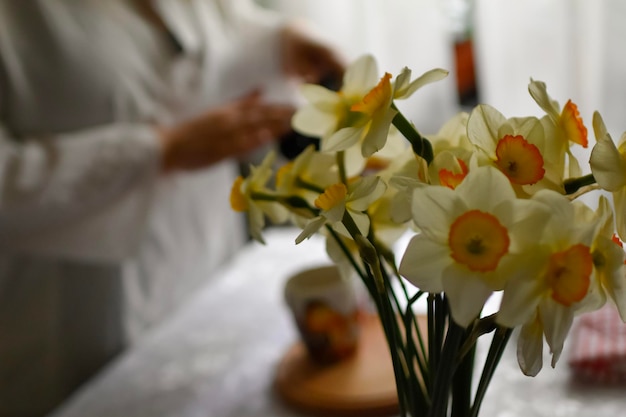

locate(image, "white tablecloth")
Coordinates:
48 227 626 417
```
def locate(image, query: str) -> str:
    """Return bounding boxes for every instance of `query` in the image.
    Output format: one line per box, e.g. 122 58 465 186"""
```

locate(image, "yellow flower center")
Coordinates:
439 158 469 190
350 72 393 117
315 183 347 211
560 99 588 148
545 244 592 306
495 135 545 185
448 210 510 272
229 176 247 212
365 156 390 171
275 162 294 189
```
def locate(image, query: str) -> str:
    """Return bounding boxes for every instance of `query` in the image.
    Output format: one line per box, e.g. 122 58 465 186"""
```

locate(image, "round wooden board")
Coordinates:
274 314 399 417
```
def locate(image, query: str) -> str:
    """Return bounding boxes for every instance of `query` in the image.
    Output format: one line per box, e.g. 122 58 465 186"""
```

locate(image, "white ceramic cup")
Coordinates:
284 264 360 363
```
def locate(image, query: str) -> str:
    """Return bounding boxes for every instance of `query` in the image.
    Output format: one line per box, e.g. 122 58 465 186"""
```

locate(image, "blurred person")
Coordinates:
0 1 344 416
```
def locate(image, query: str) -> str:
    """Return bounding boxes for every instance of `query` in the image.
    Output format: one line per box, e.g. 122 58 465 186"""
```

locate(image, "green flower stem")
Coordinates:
376 243 428 388
324 225 368 284
345 214 417 416
295 177 325 194
405 291 429 382
426 293 448 407
378 262 429 411
451 329 475 417
563 173 596 195
371 238 430 386
337 150 348 184
391 103 434 164
457 315 497 363
249 192 278 202
360 260 410 417
323 224 411 414
427 319 465 417
427 294 437 396
403 297 431 410
469 327 513 417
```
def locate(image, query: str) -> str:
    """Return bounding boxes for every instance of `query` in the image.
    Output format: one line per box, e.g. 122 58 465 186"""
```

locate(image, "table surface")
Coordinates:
48 227 626 417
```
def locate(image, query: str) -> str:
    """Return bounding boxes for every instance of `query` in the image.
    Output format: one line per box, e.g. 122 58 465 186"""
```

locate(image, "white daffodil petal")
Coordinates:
517 316 545 377
601 242 626 321
567 149 583 178
467 104 506 155
431 112 471 153
504 199 552 251
295 216 327 244
498 277 544 328
614 188 626 242
324 126 363 152
411 185 466 241
574 275 606 316
532 190 575 230
399 234 449 293
393 67 412 97
538 300 574 368
528 79 560 120
343 54 379 97
442 264 493 328
396 68 449 99
350 177 387 211
349 210 371 236
248 204 266 244
590 134 626 191
592 111 609 144
331 221 352 239
457 166 516 210
292 107 336 137
390 190 413 224
259 201 289 224
361 108 398 157
324 203 346 224
300 84 342 106
343 144 367 177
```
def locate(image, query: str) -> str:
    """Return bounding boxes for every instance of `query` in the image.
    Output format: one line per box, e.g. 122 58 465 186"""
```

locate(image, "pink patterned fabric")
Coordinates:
569 305 626 383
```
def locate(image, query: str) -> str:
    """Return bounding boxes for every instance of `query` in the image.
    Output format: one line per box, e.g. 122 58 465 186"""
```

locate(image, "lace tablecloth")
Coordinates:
49 228 626 417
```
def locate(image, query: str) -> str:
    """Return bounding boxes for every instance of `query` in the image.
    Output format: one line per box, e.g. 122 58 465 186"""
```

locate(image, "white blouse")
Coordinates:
0 0 288 415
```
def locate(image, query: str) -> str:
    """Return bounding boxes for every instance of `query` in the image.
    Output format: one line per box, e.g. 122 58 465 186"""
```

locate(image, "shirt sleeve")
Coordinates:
0 122 162 262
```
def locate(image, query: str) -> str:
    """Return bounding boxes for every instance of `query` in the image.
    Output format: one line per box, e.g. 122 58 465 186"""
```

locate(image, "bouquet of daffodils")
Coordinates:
230 54 626 417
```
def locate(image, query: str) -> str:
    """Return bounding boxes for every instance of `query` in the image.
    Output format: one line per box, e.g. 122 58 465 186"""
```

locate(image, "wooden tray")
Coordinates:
274 314 399 417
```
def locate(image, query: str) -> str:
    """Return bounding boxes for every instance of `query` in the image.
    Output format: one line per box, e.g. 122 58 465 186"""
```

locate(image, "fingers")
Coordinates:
280 25 346 84
231 104 294 152
159 95 296 173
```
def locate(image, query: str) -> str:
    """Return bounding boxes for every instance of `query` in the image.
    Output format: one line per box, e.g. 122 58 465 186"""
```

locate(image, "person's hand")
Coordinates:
159 91 294 172
280 22 345 85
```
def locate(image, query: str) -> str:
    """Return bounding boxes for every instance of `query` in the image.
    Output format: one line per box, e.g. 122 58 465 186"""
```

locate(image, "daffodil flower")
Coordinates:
529 79 588 177
583 195 626 321
276 145 337 198
295 176 387 244
497 190 600 374
229 152 288 243
589 111 626 241
398 166 551 327
292 54 448 165
340 66 448 158
427 112 473 189
291 54 379 167
467 104 562 196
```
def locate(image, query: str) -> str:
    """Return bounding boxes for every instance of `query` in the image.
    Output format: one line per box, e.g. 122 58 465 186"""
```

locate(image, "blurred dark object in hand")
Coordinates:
279 74 342 160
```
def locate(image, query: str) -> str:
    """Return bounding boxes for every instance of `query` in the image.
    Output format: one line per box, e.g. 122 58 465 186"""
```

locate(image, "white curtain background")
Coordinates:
260 0 626 141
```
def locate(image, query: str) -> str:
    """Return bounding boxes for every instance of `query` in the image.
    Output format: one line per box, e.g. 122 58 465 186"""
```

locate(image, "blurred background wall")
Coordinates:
258 0 626 144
